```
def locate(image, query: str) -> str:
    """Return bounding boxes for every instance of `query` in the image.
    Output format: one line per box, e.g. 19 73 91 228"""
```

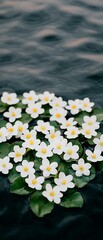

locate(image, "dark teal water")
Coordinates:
0 0 103 240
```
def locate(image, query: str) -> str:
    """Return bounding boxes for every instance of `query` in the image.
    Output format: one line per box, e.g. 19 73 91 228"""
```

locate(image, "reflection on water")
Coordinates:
0 0 103 240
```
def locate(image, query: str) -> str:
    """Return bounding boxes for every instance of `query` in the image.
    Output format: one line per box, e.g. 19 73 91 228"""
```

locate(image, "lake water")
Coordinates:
0 0 103 240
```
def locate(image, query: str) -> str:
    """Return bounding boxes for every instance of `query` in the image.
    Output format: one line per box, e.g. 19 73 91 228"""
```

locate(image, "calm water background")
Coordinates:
0 0 103 240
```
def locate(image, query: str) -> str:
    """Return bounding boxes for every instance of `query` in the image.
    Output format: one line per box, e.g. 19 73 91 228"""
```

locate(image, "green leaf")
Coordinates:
8 167 20 183
15 102 26 109
72 139 83 157
20 113 32 123
49 154 61 164
75 111 89 126
91 108 103 122
0 119 7 127
60 191 83 208
30 191 54 217
73 166 96 188
0 101 8 113
50 121 60 128
99 162 103 172
10 177 33 195
0 143 11 157
88 132 101 145
58 162 70 174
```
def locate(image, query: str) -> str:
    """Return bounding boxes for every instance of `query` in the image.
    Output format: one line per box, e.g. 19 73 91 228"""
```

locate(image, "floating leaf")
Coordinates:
75 111 89 126
0 119 7 127
10 177 33 195
30 191 54 217
60 191 83 208
20 113 32 123
91 108 103 122
8 167 20 183
0 101 8 113
0 143 11 157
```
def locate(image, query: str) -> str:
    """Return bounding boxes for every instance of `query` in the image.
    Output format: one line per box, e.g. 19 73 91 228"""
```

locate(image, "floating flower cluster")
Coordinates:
0 91 103 217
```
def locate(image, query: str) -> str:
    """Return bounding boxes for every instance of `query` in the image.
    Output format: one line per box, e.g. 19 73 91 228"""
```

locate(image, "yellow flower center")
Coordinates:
84 103 88 107
11 112 16 117
29 139 34 145
41 148 47 154
32 179 37 185
66 122 71 127
49 191 55 197
55 102 59 107
71 130 76 135
8 128 14 132
23 166 29 172
15 152 21 157
2 163 6 168
7 96 11 101
67 149 73 155
46 166 51 172
41 126 46 131
85 129 91 135
88 121 93 126
72 105 77 109
0 132 2 137
100 141 103 147
44 97 49 102
62 179 67 185
55 113 61 118
91 154 96 159
50 133 55 139
18 126 23 132
57 144 61 149
33 108 37 113
26 133 31 139
79 165 84 171
28 96 33 101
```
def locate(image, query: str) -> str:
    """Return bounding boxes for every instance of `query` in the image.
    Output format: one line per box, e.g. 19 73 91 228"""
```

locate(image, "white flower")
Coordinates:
22 137 40 150
82 116 100 130
25 174 44 190
60 117 77 130
9 146 26 163
4 107 22 123
0 157 13 174
40 158 58 177
16 160 35 177
21 130 37 141
94 135 103 152
1 92 19 105
42 183 63 204
80 98 94 112
72 158 91 177
6 123 17 140
65 126 79 139
36 142 53 159
45 127 61 143
66 99 80 115
15 121 28 138
64 142 79 161
52 137 67 155
50 97 67 108
49 108 67 123
22 90 38 105
26 102 44 119
0 127 8 143
39 91 55 105
81 125 97 139
54 172 75 192
86 149 103 162
34 120 51 134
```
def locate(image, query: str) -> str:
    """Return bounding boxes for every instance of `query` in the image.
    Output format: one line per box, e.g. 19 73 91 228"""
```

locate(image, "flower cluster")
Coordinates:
0 91 103 217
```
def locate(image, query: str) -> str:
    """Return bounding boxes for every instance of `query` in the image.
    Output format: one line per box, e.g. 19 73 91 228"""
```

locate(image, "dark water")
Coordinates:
0 0 103 239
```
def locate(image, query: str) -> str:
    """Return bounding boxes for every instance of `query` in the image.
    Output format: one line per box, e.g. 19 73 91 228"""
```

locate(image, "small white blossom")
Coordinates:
21 130 37 141
36 142 53 159
94 135 103 152
86 149 103 162
81 125 97 139
50 97 67 108
66 99 80 115
15 121 28 138
80 98 94 112
34 120 51 134
16 160 35 177
1 92 19 105
42 183 63 204
4 107 22 123
25 174 44 190
9 145 26 163
45 127 61 143
0 127 8 143
50 108 67 123
0 157 13 174
22 90 38 105
64 142 79 161
40 158 58 177
54 172 75 192
26 103 44 119
39 91 55 105
72 158 91 177
65 126 79 139
6 123 17 140
22 137 40 150
82 116 100 130
60 117 77 130
52 137 67 155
